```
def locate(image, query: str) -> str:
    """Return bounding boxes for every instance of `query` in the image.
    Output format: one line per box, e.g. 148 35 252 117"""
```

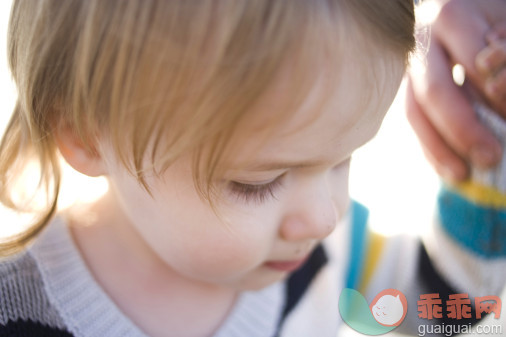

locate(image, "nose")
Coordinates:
279 176 340 242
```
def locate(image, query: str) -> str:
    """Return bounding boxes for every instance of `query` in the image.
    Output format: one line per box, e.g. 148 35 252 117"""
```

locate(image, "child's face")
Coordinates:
99 55 404 291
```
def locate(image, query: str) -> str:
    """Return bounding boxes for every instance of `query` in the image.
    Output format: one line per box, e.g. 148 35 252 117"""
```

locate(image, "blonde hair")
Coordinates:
0 0 415 256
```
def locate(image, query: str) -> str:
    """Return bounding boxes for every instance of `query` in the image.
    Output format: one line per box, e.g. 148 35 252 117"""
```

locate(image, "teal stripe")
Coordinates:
438 186 506 258
346 201 369 289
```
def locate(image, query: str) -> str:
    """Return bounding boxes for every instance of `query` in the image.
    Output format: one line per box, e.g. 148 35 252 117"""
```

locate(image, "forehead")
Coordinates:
225 49 405 171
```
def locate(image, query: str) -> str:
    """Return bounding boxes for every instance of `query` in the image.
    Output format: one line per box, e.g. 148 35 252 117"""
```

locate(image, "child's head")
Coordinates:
1 0 415 287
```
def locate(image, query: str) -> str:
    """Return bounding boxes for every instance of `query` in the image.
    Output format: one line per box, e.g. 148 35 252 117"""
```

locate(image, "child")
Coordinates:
0 1 503 337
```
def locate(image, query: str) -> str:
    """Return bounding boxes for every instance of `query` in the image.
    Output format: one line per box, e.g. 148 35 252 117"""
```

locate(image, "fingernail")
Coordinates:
486 81 498 95
477 57 490 72
486 31 500 43
470 145 499 167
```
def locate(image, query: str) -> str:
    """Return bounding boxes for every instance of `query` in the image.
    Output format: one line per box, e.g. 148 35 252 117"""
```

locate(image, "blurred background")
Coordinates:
0 0 439 239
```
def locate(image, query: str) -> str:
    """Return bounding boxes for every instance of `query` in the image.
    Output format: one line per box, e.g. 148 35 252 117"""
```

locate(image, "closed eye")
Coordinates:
228 175 284 204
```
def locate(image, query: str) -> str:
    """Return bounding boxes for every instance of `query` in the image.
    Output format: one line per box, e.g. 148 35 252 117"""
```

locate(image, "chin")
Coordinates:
234 269 289 291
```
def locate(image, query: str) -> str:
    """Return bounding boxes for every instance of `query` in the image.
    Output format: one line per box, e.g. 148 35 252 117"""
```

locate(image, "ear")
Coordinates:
55 127 106 177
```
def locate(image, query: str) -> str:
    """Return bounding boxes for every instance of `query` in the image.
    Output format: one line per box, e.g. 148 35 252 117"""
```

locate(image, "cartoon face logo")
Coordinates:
369 289 408 327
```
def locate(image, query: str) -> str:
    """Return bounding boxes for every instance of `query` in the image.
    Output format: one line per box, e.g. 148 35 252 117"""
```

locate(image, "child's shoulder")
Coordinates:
0 238 47 294
0 243 71 336
0 247 40 282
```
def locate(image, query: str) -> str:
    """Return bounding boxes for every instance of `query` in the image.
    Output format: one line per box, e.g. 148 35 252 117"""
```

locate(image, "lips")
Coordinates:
264 256 308 272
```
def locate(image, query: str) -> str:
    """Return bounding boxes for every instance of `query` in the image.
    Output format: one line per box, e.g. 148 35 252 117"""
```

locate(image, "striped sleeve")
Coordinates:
437 102 506 259
427 103 506 298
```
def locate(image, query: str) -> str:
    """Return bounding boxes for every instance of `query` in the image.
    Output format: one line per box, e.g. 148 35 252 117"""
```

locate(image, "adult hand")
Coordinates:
406 0 506 182
476 22 506 117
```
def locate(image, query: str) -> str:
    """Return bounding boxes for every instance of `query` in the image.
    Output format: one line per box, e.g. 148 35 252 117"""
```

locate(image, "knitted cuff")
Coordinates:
437 103 506 258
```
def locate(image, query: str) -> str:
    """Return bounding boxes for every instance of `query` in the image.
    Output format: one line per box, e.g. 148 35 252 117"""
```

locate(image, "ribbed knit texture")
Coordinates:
438 103 506 258
472 103 506 192
29 217 149 337
0 208 338 337
0 252 69 336
11 217 285 337
420 102 506 328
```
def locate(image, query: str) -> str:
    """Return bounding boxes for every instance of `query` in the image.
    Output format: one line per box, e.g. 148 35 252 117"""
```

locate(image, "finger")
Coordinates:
476 41 506 78
486 22 506 43
485 68 506 115
476 40 506 117
476 48 494 78
406 79 469 182
414 39 502 168
435 0 489 88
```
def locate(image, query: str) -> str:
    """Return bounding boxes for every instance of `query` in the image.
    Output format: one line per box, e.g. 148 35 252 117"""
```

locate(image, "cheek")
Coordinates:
109 169 278 282
176 209 278 267
159 222 276 285
171 238 261 278
329 161 351 214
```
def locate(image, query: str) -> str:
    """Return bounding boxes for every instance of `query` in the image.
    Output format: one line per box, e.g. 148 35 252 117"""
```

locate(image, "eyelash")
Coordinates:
226 159 349 204
228 176 284 204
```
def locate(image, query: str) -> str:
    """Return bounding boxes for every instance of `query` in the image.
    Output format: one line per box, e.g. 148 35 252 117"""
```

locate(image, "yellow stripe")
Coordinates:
359 231 386 293
452 181 506 209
